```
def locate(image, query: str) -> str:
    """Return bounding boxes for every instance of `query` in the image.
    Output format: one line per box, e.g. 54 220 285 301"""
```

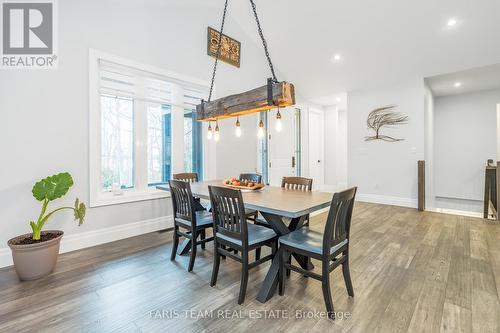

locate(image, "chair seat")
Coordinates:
217 223 277 247
176 211 213 229
279 228 348 255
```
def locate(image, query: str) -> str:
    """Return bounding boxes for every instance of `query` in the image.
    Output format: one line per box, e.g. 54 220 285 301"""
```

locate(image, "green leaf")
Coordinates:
32 172 74 202
74 198 86 226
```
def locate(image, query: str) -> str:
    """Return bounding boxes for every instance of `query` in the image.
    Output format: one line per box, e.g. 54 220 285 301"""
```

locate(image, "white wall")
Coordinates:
213 114 260 179
0 0 271 266
347 79 425 207
433 89 500 213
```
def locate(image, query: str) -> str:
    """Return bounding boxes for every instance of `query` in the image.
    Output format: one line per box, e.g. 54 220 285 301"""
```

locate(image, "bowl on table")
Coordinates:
222 178 265 192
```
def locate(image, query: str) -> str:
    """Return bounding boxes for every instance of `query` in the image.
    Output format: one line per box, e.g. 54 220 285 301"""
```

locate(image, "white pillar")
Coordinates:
171 84 185 174
134 78 148 190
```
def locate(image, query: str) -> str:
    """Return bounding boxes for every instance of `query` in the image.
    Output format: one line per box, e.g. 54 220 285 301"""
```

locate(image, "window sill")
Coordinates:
90 188 170 208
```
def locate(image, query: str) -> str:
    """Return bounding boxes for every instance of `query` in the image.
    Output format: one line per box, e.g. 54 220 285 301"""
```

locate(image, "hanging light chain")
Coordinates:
208 0 279 104
208 0 229 102
249 0 278 82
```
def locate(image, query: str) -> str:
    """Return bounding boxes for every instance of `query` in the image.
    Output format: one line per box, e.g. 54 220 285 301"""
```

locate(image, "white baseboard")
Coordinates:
0 248 11 270
356 193 418 208
0 215 173 269
426 207 483 218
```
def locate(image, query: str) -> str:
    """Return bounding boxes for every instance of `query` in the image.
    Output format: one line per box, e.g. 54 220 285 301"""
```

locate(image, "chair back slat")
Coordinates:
173 173 198 183
169 180 196 228
239 173 262 184
209 186 248 245
281 177 313 191
323 187 357 255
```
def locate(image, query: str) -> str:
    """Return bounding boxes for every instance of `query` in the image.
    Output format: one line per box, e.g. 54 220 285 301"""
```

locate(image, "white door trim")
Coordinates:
308 108 325 190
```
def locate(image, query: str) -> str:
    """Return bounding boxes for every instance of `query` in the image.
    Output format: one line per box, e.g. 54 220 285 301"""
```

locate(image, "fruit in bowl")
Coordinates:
224 178 241 186
223 178 260 188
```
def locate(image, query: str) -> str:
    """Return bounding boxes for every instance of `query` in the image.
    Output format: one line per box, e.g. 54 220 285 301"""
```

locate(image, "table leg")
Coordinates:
193 198 206 212
256 249 281 302
256 212 314 303
260 212 290 235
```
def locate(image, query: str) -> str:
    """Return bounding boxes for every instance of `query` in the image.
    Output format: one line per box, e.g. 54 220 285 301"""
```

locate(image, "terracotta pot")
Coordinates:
7 230 64 281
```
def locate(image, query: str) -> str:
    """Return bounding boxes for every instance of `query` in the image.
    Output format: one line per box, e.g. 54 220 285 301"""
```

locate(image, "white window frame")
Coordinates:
89 49 215 207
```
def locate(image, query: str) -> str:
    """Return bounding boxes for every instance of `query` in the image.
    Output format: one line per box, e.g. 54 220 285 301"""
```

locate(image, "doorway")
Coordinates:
262 107 301 186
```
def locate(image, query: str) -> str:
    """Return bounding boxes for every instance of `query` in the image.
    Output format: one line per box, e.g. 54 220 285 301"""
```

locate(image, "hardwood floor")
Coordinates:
1 202 500 332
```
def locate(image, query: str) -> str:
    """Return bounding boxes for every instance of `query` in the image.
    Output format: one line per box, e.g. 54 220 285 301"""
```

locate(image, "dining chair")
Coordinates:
169 179 214 272
254 176 313 260
278 187 357 319
208 185 277 304
239 173 262 184
281 176 313 191
173 172 206 212
172 172 198 182
239 173 262 222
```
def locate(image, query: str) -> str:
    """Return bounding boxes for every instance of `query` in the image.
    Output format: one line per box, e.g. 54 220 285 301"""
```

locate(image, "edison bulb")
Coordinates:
275 118 282 132
214 130 220 141
207 128 213 140
235 126 242 137
257 126 264 138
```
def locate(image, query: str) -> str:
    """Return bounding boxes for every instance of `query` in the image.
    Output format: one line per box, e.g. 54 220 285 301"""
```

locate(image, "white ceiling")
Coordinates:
426 63 500 97
213 0 500 105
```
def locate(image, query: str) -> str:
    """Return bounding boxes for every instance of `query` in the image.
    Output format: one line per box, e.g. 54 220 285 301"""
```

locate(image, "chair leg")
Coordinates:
322 261 335 319
170 227 179 261
286 256 291 277
187 231 198 272
342 252 354 297
210 243 221 287
255 248 261 260
200 229 206 250
220 244 226 259
279 248 286 296
238 251 249 305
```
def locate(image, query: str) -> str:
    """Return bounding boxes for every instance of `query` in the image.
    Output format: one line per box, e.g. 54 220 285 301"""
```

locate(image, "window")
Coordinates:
148 104 171 185
101 95 134 190
183 108 203 178
89 50 209 207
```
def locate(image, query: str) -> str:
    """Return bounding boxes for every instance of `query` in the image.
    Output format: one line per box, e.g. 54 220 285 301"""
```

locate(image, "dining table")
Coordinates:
157 180 334 303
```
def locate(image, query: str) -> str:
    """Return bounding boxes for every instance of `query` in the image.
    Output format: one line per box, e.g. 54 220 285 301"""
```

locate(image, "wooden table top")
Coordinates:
157 180 334 218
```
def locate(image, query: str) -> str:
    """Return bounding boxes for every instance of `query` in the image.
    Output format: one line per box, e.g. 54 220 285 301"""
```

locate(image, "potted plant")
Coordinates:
7 172 86 281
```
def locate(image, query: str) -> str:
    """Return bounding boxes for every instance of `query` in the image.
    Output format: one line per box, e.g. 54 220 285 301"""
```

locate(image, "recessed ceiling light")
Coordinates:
336 97 341 102
454 82 462 88
447 18 457 27
332 54 342 62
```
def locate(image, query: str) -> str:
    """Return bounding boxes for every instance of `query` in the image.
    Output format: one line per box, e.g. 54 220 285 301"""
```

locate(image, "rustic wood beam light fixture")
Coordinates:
196 0 296 122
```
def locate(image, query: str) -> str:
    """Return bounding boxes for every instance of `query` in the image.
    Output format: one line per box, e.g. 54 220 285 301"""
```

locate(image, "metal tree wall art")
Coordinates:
365 105 408 142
